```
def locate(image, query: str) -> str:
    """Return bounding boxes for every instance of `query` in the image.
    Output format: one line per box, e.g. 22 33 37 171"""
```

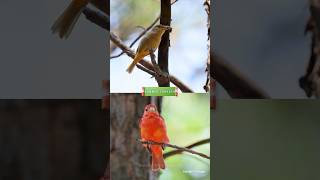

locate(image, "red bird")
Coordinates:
140 104 169 171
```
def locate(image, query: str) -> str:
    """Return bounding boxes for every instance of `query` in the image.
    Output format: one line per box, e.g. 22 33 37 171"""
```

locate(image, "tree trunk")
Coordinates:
158 0 171 87
110 94 161 180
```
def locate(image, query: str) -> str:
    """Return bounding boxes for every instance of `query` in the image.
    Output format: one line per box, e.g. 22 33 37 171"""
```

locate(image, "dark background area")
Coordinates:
0 0 107 98
214 0 311 98
212 100 320 179
0 100 108 180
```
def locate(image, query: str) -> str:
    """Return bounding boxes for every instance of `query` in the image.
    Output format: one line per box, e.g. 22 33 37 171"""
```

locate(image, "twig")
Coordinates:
149 50 162 75
149 50 171 86
171 0 179 5
212 53 270 98
82 7 109 31
136 64 156 76
138 139 210 160
163 138 210 159
110 31 193 92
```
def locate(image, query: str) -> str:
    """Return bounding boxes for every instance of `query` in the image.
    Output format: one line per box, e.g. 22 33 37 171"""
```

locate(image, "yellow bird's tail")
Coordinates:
126 55 144 73
126 61 136 74
51 0 88 39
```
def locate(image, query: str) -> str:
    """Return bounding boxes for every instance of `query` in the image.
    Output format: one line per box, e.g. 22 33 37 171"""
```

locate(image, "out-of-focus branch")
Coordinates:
299 1 320 98
212 53 270 98
82 7 109 31
163 138 210 159
209 0 268 98
110 31 193 92
138 139 210 160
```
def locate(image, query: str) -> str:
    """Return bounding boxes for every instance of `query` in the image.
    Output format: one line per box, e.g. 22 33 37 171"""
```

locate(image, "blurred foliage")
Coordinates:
160 94 210 180
111 0 160 43
213 100 320 180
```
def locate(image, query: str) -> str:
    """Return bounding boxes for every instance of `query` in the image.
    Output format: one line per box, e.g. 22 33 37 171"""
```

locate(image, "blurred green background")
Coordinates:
213 100 320 180
160 94 210 180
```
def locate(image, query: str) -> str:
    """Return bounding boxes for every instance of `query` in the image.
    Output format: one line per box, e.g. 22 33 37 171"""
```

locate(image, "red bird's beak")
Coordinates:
149 107 156 112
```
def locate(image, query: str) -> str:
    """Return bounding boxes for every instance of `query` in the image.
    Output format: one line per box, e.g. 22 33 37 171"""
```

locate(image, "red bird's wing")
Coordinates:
159 115 169 144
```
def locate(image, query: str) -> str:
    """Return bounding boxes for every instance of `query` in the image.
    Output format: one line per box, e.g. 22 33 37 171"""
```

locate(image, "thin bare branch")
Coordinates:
149 50 162 75
136 64 156 76
163 138 210 159
138 139 210 160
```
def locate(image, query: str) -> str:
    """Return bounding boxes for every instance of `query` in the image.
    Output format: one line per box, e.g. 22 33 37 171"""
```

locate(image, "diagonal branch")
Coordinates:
83 7 109 31
110 32 193 92
138 139 210 160
163 138 210 159
212 53 270 98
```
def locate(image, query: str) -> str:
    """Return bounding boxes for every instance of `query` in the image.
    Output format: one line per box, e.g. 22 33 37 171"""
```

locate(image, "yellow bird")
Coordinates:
51 0 108 39
126 24 171 73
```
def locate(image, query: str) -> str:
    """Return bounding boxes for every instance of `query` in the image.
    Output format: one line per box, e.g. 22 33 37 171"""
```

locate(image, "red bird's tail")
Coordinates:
151 146 165 171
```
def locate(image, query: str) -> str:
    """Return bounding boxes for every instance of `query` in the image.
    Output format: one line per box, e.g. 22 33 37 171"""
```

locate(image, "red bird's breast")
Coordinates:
140 112 169 144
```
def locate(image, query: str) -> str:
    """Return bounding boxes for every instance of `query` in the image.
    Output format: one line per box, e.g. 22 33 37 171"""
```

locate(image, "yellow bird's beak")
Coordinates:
159 25 172 31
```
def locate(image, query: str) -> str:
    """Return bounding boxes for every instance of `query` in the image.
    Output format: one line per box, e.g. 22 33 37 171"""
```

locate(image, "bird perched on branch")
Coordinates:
140 104 169 171
51 0 108 39
126 24 171 73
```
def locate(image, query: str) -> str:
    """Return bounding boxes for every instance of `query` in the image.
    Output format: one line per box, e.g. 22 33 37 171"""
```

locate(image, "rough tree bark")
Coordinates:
157 0 171 87
110 94 162 180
